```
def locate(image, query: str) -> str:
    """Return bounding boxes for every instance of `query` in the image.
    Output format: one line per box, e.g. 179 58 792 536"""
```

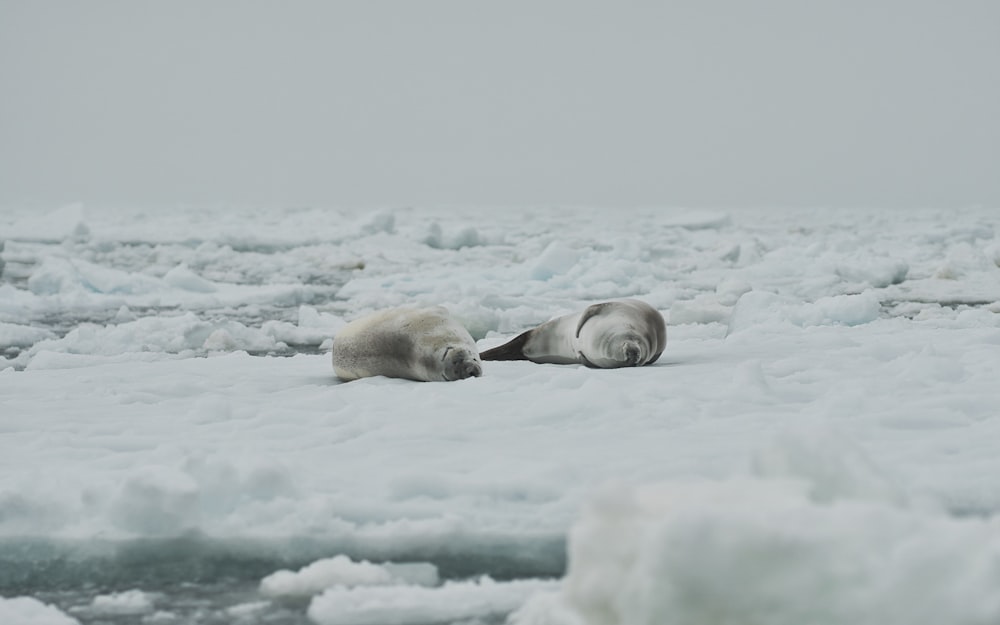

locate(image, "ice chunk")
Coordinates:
28 257 161 295
0 596 80 625
307 576 558 625
794 291 881 327
530 242 581 280
668 298 731 325
225 601 269 618
110 467 200 535
260 554 439 598
1 203 89 242
659 210 731 230
261 305 346 346
715 278 753 305
88 590 155 616
358 210 396 236
163 263 217 292
751 427 905 504
512 480 1000 625
835 258 908 288
21 313 282 365
0 322 55 348
728 290 880 334
424 221 483 249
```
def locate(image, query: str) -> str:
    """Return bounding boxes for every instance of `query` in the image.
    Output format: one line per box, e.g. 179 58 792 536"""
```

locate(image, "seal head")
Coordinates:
440 345 483 380
575 301 664 368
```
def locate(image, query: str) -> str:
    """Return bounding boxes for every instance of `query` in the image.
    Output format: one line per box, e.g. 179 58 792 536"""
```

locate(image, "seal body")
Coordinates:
480 299 666 368
332 306 483 382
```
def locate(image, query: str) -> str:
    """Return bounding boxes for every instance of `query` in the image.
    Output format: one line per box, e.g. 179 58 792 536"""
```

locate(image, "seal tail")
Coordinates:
479 331 531 361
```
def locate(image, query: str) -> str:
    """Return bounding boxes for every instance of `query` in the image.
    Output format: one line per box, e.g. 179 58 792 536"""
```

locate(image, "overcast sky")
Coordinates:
2 1 998 209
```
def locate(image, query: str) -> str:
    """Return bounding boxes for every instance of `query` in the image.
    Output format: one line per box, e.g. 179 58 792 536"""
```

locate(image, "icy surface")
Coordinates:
512 478 1000 625
2 203 999 624
261 555 439 598
0 596 79 625
84 589 155 616
308 577 559 625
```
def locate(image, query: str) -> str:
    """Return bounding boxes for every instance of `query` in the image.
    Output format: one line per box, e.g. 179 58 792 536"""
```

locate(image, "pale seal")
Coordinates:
480 299 666 368
332 306 483 382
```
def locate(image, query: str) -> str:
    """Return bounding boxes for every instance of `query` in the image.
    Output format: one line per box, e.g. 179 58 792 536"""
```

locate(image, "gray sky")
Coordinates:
2 1 998 209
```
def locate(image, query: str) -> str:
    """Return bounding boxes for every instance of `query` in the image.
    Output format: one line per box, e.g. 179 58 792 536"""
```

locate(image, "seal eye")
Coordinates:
442 346 453 361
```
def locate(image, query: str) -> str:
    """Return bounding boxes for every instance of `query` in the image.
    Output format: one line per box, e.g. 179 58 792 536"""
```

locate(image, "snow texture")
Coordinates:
1 203 999 624
260 555 439 598
511 478 1000 625
307 577 559 625
86 589 155 616
0 597 80 625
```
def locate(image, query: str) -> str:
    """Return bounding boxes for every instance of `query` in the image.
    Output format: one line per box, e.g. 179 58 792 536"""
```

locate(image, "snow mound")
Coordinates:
423 221 484 249
225 601 270 618
110 467 201 535
668 298 731 325
0 203 90 242
934 242 998 280
22 313 282 368
28 257 162 295
261 555 438 598
0 596 80 625
261 305 346 346
835 258 908 288
512 479 1000 625
0 322 56 348
728 290 880 334
357 210 396 236
163 263 218 292
88 589 155 615
307 576 558 625
659 210 731 230
751 427 905 505
530 242 582 280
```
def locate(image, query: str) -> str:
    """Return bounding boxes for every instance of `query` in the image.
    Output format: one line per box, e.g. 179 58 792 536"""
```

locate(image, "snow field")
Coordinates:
1 203 999 624
512 479 1000 625
0 597 80 625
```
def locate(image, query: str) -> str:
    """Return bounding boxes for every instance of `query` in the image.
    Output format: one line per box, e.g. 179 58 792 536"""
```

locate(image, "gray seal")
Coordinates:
480 299 666 368
332 306 483 382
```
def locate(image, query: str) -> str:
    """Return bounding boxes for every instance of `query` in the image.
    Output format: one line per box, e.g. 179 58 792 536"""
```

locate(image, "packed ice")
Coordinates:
260 555 440 599
1 203 999 624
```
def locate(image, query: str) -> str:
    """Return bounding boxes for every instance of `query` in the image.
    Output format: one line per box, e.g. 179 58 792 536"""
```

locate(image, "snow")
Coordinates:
86 589 155 616
510 478 1000 625
2 203 1000 623
0 321 55 349
260 555 439 598
0 597 79 625
307 577 559 625
726 291 882 334
2 204 90 243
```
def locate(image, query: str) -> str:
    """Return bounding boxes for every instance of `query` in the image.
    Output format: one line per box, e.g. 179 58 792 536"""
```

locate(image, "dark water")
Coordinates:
1 535 566 625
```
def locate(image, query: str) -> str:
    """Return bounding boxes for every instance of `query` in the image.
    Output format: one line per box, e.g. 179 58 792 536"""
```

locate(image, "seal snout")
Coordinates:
463 361 483 379
447 357 482 380
623 341 642 366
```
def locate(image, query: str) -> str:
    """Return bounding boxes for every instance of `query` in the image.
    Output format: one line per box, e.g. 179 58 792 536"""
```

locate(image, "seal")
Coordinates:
480 299 666 368
332 306 483 382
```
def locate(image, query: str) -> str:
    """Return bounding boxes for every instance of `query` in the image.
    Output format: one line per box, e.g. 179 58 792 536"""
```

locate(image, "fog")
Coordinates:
2 1 998 209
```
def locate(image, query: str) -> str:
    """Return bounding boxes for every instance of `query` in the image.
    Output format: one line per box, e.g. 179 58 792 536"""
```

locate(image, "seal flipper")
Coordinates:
576 303 612 337
479 330 532 361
